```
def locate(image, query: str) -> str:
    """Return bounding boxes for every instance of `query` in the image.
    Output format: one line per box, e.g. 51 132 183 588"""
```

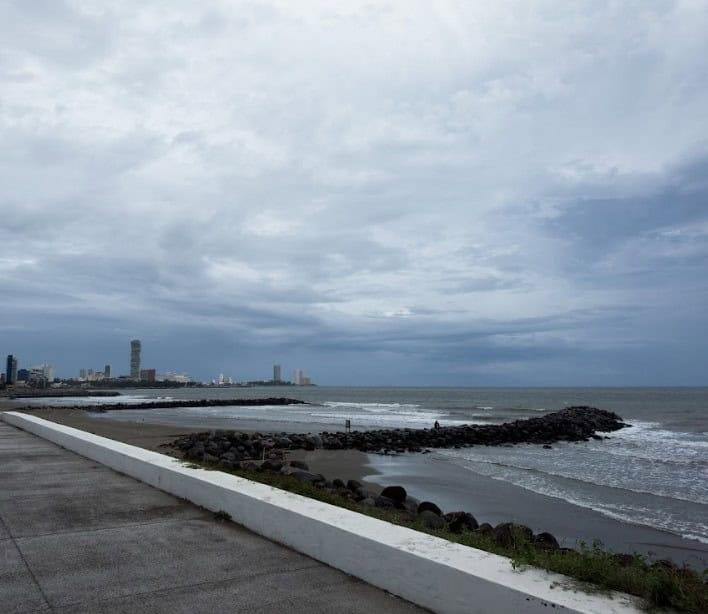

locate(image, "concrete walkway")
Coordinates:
0 422 423 613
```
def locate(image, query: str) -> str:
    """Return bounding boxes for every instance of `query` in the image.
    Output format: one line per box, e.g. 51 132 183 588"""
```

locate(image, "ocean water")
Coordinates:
34 386 708 546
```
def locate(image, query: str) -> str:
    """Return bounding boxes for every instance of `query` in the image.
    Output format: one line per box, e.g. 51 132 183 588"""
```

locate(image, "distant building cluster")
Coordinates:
78 365 111 382
3 355 55 388
3 342 311 389
209 364 314 387
212 373 234 386
78 340 189 384
2 339 193 389
293 369 312 386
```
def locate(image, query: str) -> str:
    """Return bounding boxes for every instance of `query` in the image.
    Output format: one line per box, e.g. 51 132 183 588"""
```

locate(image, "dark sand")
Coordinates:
10 406 708 569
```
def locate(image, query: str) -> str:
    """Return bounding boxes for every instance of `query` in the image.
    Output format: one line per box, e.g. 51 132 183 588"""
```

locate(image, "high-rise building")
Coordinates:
139 368 156 383
17 369 29 382
273 364 281 383
130 339 141 380
104 364 111 379
79 368 87 379
5 355 17 385
293 369 303 386
28 364 54 385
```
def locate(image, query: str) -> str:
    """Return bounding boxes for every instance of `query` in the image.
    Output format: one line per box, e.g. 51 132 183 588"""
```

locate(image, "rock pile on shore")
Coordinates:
174 406 625 458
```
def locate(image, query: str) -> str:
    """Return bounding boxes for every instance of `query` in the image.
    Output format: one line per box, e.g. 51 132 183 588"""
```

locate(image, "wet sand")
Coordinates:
287 448 383 492
10 406 708 569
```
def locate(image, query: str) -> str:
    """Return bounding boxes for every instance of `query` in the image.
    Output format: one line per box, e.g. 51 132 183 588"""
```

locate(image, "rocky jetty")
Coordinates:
80 397 307 412
174 406 625 457
310 406 625 453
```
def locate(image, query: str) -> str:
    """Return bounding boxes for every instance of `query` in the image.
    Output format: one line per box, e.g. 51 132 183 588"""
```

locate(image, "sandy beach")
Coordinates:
8 404 706 570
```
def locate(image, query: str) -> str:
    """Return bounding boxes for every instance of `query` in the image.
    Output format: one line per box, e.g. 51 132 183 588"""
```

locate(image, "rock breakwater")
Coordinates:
173 406 625 458
309 406 626 453
173 406 625 461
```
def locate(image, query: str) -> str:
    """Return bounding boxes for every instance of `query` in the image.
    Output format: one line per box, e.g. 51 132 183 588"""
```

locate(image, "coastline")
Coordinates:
11 405 708 570
362 451 708 570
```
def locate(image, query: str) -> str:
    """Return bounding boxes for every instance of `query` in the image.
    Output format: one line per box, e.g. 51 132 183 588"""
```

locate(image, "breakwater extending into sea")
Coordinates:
175 407 625 457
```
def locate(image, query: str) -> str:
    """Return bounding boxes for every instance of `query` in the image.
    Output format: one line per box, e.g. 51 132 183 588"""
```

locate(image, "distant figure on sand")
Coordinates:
434 420 440 430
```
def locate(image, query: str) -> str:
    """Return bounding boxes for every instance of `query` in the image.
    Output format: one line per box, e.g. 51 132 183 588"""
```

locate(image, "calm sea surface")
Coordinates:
38 386 708 546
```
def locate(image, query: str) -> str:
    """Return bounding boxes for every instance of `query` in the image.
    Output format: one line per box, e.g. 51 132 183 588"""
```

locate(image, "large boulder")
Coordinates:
493 523 533 549
346 479 363 492
403 496 420 516
419 510 445 530
417 501 442 516
476 523 494 539
444 511 478 533
187 443 205 459
374 495 397 510
380 486 407 504
533 532 560 551
304 434 323 450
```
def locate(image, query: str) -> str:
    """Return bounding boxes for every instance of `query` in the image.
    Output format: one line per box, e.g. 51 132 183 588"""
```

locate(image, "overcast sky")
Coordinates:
2 1 708 385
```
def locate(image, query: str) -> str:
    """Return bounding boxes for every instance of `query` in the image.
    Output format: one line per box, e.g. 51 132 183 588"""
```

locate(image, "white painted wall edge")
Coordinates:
2 411 641 614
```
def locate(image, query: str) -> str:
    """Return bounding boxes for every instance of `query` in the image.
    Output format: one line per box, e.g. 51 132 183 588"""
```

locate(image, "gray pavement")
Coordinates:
0 422 423 613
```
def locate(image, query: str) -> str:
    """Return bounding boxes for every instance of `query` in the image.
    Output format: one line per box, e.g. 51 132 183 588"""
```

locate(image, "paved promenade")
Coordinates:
0 421 422 613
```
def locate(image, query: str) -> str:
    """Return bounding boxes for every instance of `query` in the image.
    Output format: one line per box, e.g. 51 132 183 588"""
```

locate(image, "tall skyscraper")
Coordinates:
104 364 111 379
130 339 141 380
79 368 87 379
273 364 281 383
5 355 18 385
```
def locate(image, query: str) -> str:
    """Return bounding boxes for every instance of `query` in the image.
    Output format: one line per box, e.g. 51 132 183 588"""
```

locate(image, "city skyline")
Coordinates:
4 341 312 386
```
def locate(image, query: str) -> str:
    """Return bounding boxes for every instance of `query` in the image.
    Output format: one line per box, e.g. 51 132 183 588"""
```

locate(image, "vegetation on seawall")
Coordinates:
188 459 707 613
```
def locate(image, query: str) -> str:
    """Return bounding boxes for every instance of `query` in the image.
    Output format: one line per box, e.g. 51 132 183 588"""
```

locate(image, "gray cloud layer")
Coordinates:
2 1 707 384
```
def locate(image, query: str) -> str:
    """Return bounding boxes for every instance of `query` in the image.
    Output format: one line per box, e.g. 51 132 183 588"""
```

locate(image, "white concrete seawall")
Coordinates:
2 411 641 614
